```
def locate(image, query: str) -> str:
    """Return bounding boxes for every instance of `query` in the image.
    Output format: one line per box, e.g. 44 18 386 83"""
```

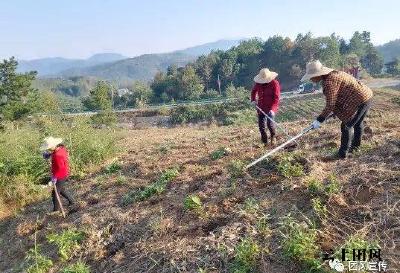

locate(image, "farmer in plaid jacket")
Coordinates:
301 60 373 159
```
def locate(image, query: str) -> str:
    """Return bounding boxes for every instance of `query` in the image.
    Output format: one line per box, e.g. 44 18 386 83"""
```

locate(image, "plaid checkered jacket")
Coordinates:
318 71 373 123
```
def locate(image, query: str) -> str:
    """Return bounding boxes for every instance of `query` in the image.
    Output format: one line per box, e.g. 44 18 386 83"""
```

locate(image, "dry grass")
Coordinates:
0 88 399 273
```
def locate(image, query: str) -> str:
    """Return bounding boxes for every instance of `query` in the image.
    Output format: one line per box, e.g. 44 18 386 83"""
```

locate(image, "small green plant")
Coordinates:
47 228 85 261
104 160 122 174
325 174 340 195
121 168 179 206
277 154 304 178
121 191 136 206
311 198 328 220
227 160 246 178
307 178 324 196
210 147 231 160
231 238 261 273
184 195 202 211
242 197 259 215
336 235 380 261
280 216 322 271
61 261 91 273
116 175 127 185
25 245 53 273
158 144 170 155
256 214 271 238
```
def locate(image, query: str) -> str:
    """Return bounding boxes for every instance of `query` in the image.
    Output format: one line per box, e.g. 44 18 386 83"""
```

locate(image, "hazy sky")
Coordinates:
1 0 399 60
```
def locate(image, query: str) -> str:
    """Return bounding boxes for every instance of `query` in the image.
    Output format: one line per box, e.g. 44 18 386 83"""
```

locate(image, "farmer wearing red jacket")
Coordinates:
41 137 75 212
251 68 281 145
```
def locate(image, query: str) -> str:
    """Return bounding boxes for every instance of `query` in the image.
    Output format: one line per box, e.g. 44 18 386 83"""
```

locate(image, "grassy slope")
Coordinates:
0 88 399 273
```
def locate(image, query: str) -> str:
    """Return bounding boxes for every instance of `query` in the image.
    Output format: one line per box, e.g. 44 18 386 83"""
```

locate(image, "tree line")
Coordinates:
0 31 389 121
148 31 384 103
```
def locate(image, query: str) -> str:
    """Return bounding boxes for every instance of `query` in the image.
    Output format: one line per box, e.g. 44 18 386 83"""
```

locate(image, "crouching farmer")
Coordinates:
251 68 281 145
41 137 75 212
302 60 373 159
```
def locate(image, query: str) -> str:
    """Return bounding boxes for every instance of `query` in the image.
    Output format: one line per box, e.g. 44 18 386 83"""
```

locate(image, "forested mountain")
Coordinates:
17 40 241 79
59 40 242 81
17 53 127 76
60 52 197 82
376 39 400 62
149 31 384 103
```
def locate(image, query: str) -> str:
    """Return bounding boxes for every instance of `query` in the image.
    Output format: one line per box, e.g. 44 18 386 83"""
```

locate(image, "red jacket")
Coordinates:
251 80 281 113
51 146 70 181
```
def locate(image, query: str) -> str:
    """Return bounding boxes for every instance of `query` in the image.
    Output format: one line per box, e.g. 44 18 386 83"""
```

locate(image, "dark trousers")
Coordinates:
339 99 372 156
52 179 74 211
258 112 276 143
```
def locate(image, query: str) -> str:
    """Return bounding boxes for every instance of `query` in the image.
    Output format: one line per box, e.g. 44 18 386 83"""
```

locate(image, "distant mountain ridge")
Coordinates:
17 39 242 80
61 39 242 81
60 52 197 82
174 39 242 56
17 53 127 76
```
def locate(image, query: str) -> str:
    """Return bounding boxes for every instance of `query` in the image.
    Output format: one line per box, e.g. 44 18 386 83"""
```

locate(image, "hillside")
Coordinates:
60 39 242 82
17 53 127 76
60 52 197 82
17 39 242 80
377 39 400 62
0 87 399 272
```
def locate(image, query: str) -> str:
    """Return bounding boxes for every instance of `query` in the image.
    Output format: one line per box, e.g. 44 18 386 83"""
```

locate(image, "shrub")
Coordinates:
47 228 85 261
90 110 116 126
184 195 202 211
169 99 249 125
61 261 90 273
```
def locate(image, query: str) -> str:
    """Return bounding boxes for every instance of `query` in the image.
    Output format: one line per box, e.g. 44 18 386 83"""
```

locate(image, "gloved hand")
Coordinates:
251 101 257 106
42 151 51 159
268 110 275 116
48 181 53 187
51 177 57 184
311 120 321 129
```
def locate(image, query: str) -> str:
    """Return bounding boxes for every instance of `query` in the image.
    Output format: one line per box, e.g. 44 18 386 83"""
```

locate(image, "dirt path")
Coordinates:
363 77 400 89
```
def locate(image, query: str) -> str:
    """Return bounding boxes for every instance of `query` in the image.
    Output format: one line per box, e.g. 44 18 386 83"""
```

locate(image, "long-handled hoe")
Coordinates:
251 103 299 150
253 103 296 142
53 181 66 218
245 125 313 170
245 114 334 170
